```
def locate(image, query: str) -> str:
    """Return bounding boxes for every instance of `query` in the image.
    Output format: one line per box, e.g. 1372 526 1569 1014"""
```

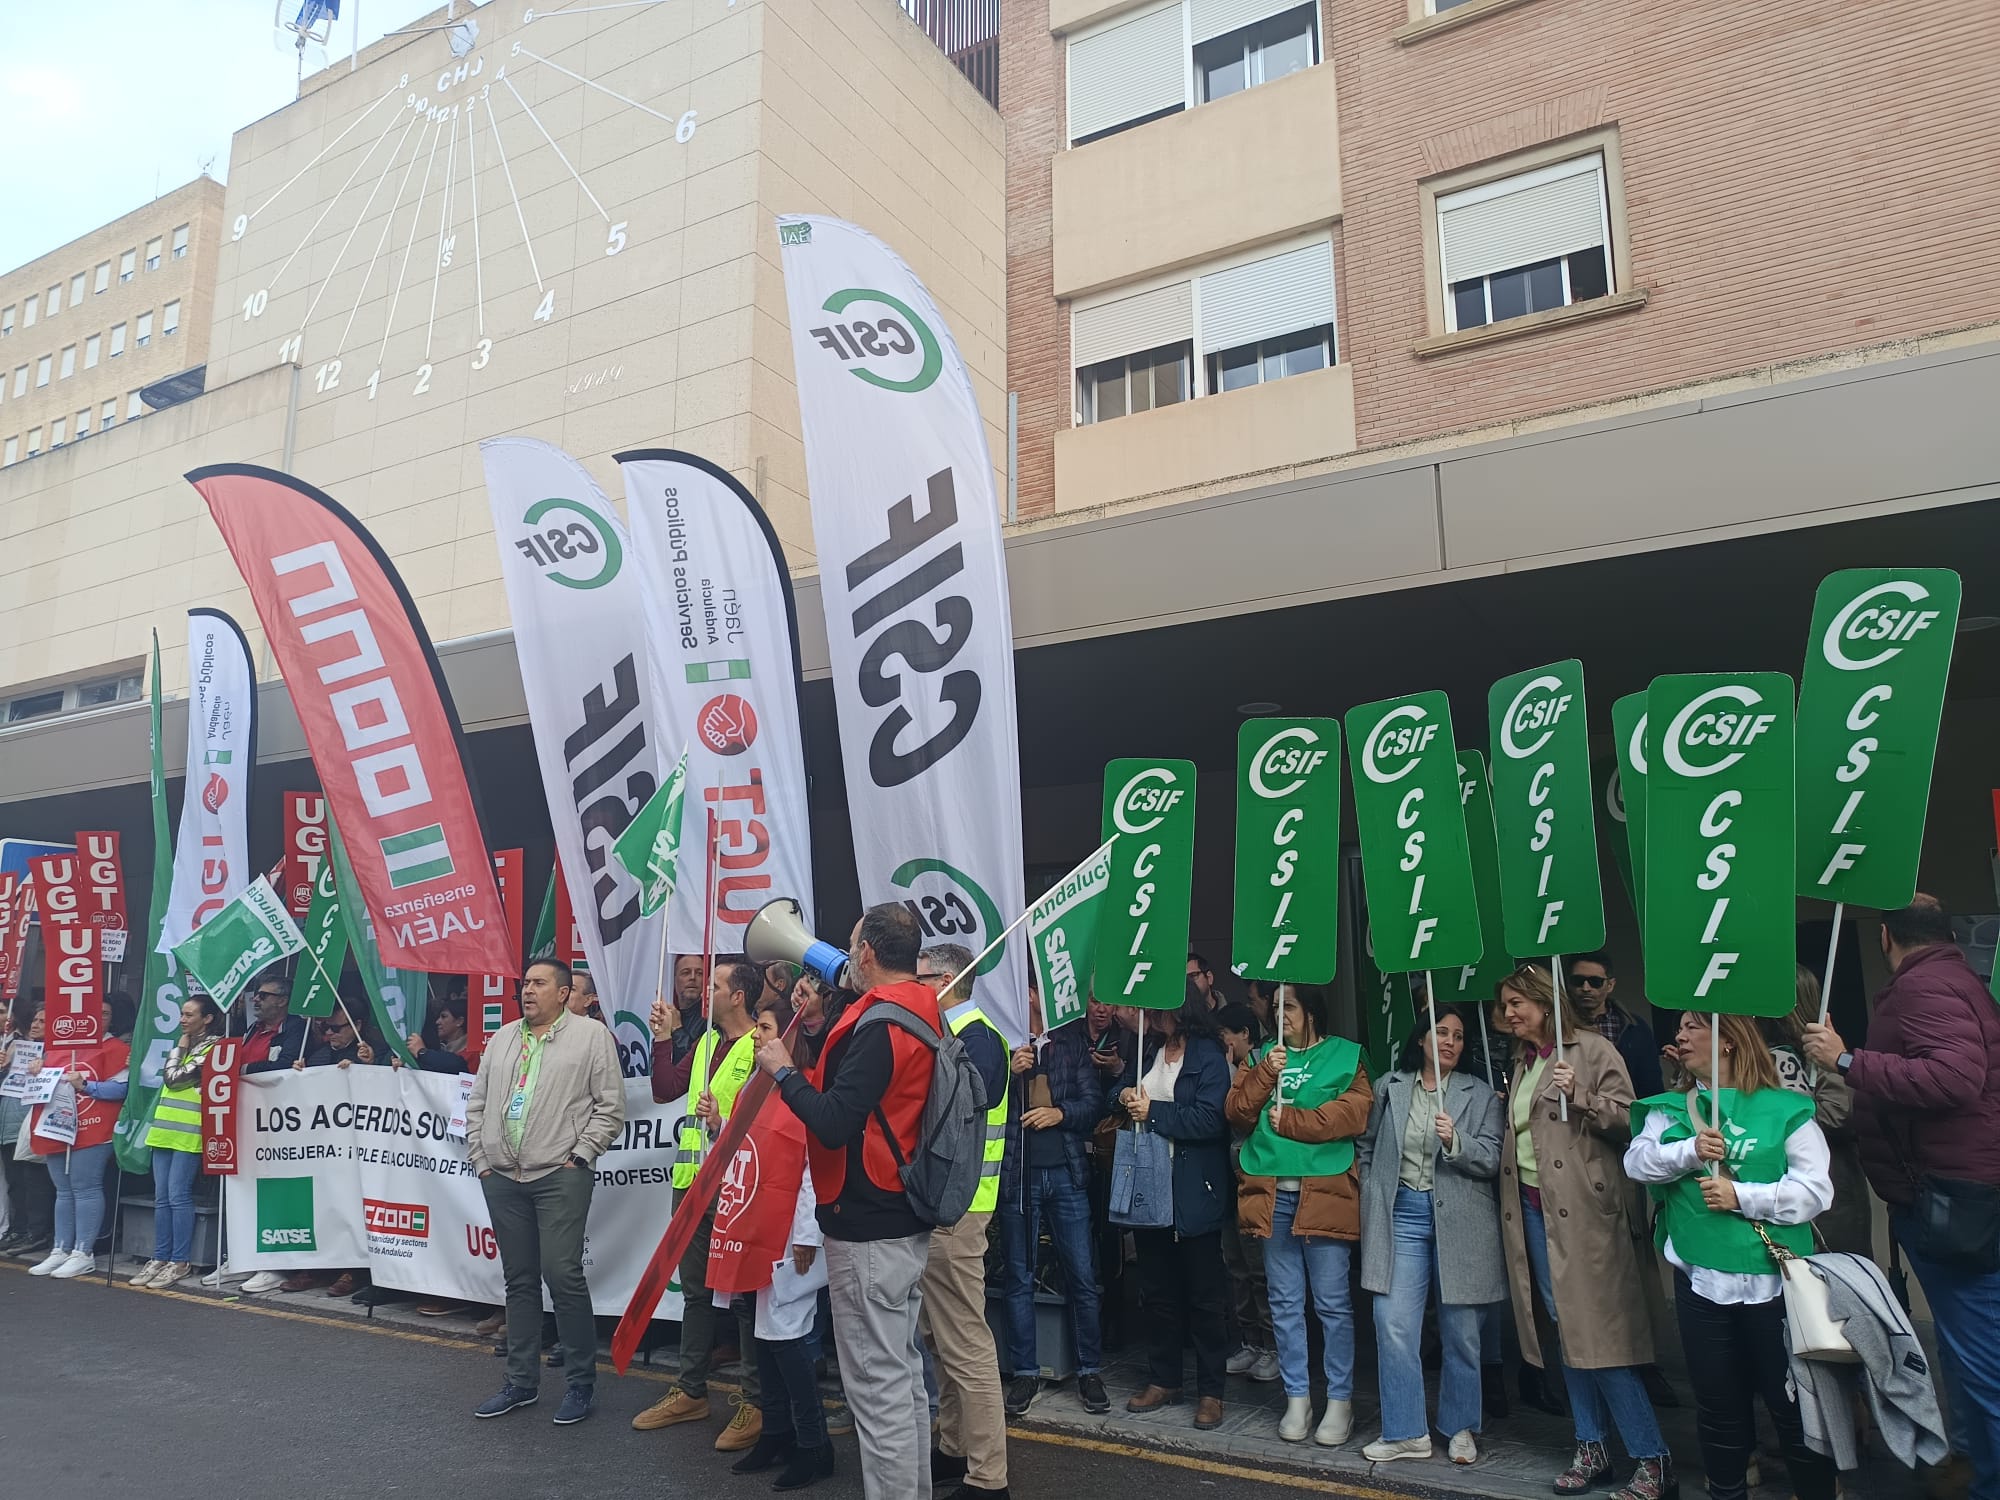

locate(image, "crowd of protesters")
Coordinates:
9 893 2000 1500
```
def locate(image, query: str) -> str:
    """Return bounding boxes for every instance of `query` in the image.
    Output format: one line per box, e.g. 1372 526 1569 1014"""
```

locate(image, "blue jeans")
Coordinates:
1900 1222 2000 1500
1374 1186 1484 1440
997 1164 1102 1376
1263 1188 1354 1400
759 1334 830 1452
151 1147 200 1262
1522 1193 1666 1456
49 1142 112 1255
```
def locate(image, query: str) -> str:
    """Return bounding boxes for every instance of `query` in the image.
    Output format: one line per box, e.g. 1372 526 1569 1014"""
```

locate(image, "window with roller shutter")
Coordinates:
1067 0 1321 144
1438 154 1613 333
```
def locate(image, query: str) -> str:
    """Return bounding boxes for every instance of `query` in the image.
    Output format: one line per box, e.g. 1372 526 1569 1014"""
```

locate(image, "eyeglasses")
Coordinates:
1570 974 1609 989
255 989 288 1000
915 971 946 983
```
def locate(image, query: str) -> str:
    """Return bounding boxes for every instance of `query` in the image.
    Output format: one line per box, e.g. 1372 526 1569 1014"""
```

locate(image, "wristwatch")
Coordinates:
774 1065 797 1086
1835 1052 1854 1076
568 1153 590 1169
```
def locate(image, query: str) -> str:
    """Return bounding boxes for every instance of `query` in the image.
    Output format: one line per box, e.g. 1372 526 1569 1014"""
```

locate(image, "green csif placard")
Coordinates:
1796 569 1959 909
1443 751 1515 1007
1351 871 1416 1078
1644 673 1796 1017
1610 690 1651 938
1488 660 1605 959
1232 718 1341 982
1095 758 1197 1009
1345 692 1482 975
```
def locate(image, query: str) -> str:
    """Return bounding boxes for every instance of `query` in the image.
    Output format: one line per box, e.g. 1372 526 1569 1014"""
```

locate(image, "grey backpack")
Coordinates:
853 1002 989 1228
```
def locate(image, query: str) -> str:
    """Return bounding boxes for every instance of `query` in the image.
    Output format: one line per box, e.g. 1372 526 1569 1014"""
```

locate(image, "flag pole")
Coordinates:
1477 1002 1494 1090
1549 955 1568 1123
1423 971 1441 1109
1809 901 1843 1085
700 808 719 1031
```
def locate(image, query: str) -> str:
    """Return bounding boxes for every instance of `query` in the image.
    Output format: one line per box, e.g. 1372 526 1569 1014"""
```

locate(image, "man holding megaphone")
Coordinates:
750 901 955 1500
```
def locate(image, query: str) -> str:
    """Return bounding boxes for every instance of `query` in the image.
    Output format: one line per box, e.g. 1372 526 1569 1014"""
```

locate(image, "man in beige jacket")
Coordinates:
467 957 626 1426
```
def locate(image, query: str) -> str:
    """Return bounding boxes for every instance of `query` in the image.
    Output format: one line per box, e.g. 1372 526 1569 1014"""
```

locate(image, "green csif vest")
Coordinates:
1633 1087 1816 1275
1238 1035 1362 1179
949 1006 1007 1215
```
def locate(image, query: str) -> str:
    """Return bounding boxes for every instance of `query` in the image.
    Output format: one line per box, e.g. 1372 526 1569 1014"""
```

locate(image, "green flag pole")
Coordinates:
1550 953 1567 1123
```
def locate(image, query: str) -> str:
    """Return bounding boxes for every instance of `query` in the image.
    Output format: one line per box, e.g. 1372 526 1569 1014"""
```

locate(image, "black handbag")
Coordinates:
1891 1125 2000 1273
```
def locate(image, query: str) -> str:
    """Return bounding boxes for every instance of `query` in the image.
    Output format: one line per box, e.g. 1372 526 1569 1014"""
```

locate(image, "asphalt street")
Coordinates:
0 1261 1407 1500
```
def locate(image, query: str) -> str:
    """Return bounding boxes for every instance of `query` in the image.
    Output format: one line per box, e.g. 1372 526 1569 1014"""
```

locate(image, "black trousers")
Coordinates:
1674 1273 1836 1500
1134 1227 1228 1399
2 1146 54 1243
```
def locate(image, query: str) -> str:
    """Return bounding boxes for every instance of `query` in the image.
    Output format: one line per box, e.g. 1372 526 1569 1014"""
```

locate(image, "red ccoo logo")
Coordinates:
362 1199 430 1238
697 694 759 757
202 773 231 814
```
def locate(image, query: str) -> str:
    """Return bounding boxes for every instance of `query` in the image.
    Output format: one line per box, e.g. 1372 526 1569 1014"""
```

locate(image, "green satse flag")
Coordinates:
113 631 180 1173
1350 870 1416 1078
1488 661 1606 958
1232 719 1341 983
1094 759 1196 1009
529 866 558 962
1444 751 1514 1006
1644 673 1796 1017
289 856 348 1018
1796 569 1960 908
172 876 306 1011
1028 838 1117 1030
327 817 428 1064
1610 691 1651 939
612 749 688 918
1344 692 1482 975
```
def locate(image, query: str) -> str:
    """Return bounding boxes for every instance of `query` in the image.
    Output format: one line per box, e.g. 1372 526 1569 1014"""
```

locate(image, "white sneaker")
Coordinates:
51 1249 96 1279
1278 1395 1313 1442
158 1261 191 1286
1448 1430 1478 1465
1249 1349 1282 1383
1225 1345 1259 1376
1363 1435 1432 1463
28 1248 68 1276
130 1259 165 1286
242 1271 285 1294
1316 1399 1353 1447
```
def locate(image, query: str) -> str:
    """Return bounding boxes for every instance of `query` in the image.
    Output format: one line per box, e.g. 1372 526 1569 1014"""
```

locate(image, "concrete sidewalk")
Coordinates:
84 1249 1939 1500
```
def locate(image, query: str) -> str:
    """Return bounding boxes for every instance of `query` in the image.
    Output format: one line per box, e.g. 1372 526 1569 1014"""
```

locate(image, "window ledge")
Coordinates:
1392 0 1541 46
1413 289 1648 359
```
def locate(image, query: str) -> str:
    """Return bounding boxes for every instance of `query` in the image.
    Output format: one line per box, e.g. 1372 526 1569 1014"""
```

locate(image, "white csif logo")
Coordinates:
1662 686 1774 779
1249 727 1329 800
1500 674 1572 761
1625 710 1650 778
1113 766 1185 835
1360 705 1437 785
1822 581 1940 672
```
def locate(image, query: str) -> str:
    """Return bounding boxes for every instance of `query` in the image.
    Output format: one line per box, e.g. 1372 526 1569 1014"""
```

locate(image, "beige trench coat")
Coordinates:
1498 1029 1654 1371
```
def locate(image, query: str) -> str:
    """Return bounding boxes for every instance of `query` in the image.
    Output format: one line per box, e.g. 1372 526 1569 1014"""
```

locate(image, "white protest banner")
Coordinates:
223 1067 685 1317
1 1039 45 1099
19 1069 63 1105
482 437 667 1072
448 1073 475 1141
778 215 1027 1043
160 609 257 951
35 1083 79 1147
619 450 816 959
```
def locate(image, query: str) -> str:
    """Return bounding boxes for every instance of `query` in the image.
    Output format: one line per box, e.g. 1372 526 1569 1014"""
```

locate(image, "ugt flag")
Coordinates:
706 1101 809 1295
172 877 305 1012
612 748 689 918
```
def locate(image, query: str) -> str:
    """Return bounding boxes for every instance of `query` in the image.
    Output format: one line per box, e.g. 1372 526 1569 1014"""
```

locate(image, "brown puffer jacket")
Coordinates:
1226 1052 1374 1241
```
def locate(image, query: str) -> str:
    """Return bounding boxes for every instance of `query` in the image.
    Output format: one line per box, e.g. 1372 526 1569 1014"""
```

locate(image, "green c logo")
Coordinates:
888 856 1004 975
820 289 943 394
520 497 622 590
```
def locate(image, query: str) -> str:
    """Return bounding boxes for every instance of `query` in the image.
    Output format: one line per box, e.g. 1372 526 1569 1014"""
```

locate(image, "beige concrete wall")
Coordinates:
1051 62 1340 300
749 0 1009 561
1053 362 1355 512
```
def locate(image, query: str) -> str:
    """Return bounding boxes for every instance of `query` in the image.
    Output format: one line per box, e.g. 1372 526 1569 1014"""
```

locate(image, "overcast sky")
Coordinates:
0 0 463 272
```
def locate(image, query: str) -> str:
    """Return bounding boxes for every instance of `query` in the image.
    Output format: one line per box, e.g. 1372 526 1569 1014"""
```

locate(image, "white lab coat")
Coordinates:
754 1164 827 1342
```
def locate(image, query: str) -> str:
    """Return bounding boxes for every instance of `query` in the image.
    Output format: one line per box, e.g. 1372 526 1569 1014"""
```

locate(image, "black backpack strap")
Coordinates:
855 1002 939 1172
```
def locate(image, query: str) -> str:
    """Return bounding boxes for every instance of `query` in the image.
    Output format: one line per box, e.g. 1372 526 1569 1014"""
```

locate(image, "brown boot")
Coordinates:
1556 1440 1613 1494
1125 1385 1183 1413
1608 1455 1678 1500
715 1397 763 1452
1193 1398 1224 1430
631 1388 710 1431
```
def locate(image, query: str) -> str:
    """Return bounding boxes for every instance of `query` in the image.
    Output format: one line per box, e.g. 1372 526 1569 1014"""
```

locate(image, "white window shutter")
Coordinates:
1072 280 1194 368
1438 156 1608 288
1191 0 1306 46
1067 0 1186 144
1198 239 1335 354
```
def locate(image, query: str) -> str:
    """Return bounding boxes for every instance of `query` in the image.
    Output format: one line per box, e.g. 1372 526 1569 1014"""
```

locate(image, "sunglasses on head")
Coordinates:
1570 974 1609 989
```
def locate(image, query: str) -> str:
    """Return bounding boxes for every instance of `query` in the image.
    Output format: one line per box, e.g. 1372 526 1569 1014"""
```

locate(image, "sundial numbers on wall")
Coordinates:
226 0 697 401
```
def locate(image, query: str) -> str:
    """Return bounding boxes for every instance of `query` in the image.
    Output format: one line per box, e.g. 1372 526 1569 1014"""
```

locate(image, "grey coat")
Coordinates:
1790 1251 1947 1471
1357 1069 1507 1306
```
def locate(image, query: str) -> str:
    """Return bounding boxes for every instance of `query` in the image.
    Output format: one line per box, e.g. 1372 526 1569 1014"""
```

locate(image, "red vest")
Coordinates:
804 982 939 1205
32 1037 131 1152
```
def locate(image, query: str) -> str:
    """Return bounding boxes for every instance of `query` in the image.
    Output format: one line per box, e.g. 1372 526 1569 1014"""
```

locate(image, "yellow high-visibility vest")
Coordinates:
671 1028 756 1190
144 1039 213 1154
950 1007 1006 1215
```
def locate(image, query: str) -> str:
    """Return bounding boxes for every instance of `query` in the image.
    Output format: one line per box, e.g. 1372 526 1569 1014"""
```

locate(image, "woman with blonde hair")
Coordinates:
1626 1011 1835 1500
1496 964 1672 1500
